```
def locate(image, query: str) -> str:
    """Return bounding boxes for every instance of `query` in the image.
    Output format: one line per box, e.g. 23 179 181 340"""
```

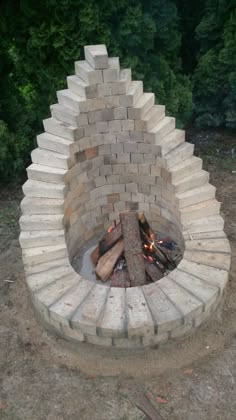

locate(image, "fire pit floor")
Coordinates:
19 44 231 348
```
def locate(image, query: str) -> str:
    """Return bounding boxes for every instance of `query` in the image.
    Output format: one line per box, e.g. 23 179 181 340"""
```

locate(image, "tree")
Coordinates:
193 0 236 127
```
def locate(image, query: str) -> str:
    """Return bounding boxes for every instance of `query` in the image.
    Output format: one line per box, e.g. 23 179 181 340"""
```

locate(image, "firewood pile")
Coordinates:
91 211 181 288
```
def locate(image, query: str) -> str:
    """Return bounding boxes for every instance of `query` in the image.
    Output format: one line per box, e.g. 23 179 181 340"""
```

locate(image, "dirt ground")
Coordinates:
0 130 236 419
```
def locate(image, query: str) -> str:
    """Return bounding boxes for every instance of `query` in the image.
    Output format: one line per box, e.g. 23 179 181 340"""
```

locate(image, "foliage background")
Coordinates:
0 0 235 181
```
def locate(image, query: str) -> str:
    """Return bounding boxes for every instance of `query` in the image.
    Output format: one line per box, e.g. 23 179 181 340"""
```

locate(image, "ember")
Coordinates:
91 211 181 288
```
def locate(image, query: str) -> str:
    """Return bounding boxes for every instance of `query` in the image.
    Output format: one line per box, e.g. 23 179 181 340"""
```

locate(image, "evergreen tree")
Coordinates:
193 0 236 127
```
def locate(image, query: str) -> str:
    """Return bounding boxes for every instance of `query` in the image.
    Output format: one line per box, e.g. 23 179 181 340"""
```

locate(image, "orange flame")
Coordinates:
107 226 113 233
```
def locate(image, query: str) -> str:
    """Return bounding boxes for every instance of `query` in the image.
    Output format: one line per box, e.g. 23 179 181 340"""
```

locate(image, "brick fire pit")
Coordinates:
19 45 231 348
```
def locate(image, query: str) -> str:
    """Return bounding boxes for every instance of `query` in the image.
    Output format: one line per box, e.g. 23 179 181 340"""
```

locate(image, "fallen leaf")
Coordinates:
183 368 193 375
156 396 168 404
0 402 7 409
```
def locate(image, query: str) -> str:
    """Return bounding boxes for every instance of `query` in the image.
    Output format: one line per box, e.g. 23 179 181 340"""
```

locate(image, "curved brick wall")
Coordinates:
19 45 231 348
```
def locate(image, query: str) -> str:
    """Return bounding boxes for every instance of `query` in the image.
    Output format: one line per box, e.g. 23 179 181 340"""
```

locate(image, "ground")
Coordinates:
0 129 235 420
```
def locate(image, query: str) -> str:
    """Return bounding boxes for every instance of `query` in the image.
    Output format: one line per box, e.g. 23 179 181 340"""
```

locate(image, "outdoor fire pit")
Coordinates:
19 45 231 348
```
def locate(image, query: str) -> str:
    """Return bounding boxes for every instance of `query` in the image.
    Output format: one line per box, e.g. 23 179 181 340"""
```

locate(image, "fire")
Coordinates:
107 226 113 233
158 240 163 244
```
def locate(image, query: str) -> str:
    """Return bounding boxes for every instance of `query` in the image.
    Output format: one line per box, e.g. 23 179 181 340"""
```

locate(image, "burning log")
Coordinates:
99 222 122 256
120 211 146 287
95 239 124 281
90 222 122 266
144 260 163 282
138 211 155 239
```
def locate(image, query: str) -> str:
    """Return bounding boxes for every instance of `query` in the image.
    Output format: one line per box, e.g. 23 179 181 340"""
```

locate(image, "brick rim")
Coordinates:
19 44 231 348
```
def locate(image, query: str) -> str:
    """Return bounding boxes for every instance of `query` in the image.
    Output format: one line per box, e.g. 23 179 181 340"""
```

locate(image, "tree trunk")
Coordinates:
120 211 146 287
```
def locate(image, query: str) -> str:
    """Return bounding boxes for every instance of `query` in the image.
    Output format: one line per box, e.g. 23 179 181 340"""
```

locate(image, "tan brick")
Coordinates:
113 184 125 193
84 147 98 160
112 164 125 175
107 193 120 203
122 120 134 131
125 163 138 174
116 131 130 143
103 132 116 144
100 165 112 176
114 107 127 120
131 153 144 164
138 164 150 175
151 165 161 176
120 192 131 201
108 120 122 132
111 144 123 154
117 153 130 164
126 183 138 193
106 175 119 184
96 121 109 133
124 143 137 153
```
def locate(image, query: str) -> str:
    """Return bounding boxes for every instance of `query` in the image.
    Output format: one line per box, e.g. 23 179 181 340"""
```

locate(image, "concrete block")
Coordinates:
117 153 130 164
183 215 225 237
162 142 194 169
50 103 88 127
26 266 74 292
24 257 71 275
103 57 120 82
159 277 203 321
75 60 103 84
144 116 175 144
67 75 97 99
19 214 64 231
108 120 122 132
19 229 65 248
126 287 154 338
21 197 64 215
97 288 126 338
142 283 183 333
119 81 143 107
176 184 216 209
34 273 78 308
122 119 134 131
22 180 67 199
110 68 131 95
114 107 127 120
27 164 67 184
179 199 221 223
178 259 228 293
159 129 185 156
134 105 165 131
168 157 202 183
84 44 108 69
128 93 155 120
173 170 209 194
184 249 231 271
43 117 84 141
32 148 72 170
22 244 68 266
49 278 93 324
169 269 219 312
73 284 110 335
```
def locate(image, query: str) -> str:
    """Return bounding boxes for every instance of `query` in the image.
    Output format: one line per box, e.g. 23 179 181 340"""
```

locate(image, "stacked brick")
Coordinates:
19 45 231 348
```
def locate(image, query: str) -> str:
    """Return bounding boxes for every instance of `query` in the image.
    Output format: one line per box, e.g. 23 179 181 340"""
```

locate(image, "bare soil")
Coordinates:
0 131 236 419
